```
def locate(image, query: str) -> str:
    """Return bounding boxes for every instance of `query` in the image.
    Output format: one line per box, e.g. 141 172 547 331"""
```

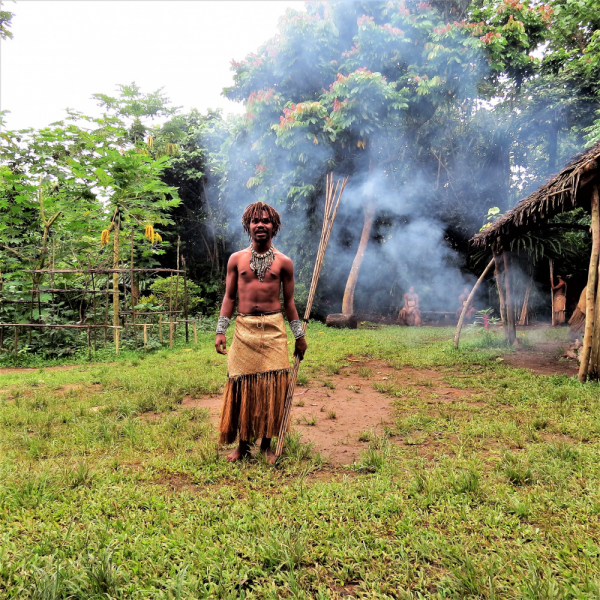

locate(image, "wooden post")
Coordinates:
143 324 148 349
549 258 556 326
503 252 517 345
14 327 17 359
130 233 137 349
87 325 91 361
454 258 495 349
169 321 173 349
579 184 600 382
112 220 120 339
159 315 163 343
193 321 197 345
114 326 120 355
493 249 507 330
183 256 189 343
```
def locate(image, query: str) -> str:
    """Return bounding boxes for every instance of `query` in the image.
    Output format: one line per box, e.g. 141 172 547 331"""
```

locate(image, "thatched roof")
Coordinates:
472 141 600 249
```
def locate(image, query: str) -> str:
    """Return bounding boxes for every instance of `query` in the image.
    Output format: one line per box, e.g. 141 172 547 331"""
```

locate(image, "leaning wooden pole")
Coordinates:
275 174 348 459
454 257 495 349
579 184 600 382
112 220 120 338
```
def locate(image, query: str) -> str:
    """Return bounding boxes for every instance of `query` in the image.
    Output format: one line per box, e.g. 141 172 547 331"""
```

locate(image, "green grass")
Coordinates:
1 324 600 598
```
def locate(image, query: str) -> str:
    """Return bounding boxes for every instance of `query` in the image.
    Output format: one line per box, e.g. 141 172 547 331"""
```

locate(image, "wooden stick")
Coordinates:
143 324 148 349
193 321 197 345
518 278 532 326
503 252 517 345
169 321 173 349
87 325 91 361
549 258 555 326
14 327 17 359
493 249 507 329
454 258 495 349
183 256 189 343
579 184 600 382
159 315 163 343
275 174 348 458
115 326 120 355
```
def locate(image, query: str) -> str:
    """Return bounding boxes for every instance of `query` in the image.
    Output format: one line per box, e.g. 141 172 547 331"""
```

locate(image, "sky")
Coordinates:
0 1 305 131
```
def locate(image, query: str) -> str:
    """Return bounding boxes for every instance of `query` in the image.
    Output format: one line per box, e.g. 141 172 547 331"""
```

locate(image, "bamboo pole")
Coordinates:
115 326 120 355
580 185 600 382
275 174 348 458
503 251 517 345
183 256 189 343
112 220 120 338
87 325 91 361
143 324 148 349
493 249 507 329
549 258 556 326
193 321 197 345
169 321 174 349
14 327 17 359
454 258 495 349
131 233 137 349
159 315 163 343
518 279 532 326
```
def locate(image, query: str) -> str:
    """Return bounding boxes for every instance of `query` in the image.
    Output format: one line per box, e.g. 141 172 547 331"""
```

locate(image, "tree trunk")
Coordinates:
493 249 507 326
503 251 517 345
579 184 599 382
326 313 358 329
112 221 120 335
342 194 376 316
454 257 495 349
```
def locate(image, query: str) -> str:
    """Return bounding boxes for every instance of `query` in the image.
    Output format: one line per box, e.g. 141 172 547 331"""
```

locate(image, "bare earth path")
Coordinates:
182 358 478 465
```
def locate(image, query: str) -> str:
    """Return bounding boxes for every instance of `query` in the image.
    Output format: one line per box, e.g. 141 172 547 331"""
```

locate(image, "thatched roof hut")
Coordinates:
472 141 600 251
463 142 600 382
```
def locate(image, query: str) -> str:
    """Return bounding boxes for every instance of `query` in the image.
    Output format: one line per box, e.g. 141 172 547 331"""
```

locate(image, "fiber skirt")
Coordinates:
219 313 290 444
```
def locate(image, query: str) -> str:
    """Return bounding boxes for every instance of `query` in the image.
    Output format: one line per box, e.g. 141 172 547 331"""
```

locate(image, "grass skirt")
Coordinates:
219 313 290 444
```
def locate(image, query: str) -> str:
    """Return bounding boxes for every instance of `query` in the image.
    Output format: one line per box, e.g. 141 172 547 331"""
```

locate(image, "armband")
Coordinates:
216 316 230 336
289 319 305 340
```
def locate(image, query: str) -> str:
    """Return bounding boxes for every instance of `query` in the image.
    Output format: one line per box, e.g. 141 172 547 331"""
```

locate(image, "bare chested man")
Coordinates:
215 202 307 464
398 286 422 326
551 275 567 325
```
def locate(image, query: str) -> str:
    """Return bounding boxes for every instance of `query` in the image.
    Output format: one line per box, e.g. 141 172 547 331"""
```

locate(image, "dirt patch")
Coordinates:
0 364 79 375
502 341 578 377
181 359 480 465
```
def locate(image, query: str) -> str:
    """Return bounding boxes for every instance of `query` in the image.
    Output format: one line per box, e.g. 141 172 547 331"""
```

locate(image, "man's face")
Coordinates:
249 210 274 242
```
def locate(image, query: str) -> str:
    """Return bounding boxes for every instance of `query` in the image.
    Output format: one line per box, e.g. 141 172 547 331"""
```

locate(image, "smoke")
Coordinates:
202 1 514 317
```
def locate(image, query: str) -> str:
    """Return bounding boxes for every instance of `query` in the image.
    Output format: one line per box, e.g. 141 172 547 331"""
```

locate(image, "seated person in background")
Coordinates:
551 275 567 326
398 286 422 326
456 287 475 321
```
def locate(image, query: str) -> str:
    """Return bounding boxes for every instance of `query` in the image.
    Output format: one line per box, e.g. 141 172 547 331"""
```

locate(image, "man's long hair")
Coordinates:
241 201 282 238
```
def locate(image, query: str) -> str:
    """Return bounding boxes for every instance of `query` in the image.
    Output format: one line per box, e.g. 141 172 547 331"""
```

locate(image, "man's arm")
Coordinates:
215 254 238 355
281 256 308 360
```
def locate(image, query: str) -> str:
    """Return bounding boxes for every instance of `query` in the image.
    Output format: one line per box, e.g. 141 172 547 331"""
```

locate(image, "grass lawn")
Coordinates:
1 324 600 599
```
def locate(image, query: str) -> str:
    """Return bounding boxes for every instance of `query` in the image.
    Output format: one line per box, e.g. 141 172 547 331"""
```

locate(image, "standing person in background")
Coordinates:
398 286 422 326
215 201 307 464
551 275 567 326
456 286 475 322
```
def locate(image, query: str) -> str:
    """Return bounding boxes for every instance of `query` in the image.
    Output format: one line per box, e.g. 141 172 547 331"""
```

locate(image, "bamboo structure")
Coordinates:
503 252 517 345
275 174 348 458
454 258 495 349
471 141 600 380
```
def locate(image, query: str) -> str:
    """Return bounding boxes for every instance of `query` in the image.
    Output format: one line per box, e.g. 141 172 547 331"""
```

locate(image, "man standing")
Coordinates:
456 287 475 321
551 275 567 326
215 201 307 464
398 286 422 326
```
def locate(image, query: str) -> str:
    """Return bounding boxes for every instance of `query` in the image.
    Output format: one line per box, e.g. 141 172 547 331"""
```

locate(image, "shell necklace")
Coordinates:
249 245 275 282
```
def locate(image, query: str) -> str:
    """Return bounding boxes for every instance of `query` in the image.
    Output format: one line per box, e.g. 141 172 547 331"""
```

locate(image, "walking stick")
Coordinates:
275 174 348 458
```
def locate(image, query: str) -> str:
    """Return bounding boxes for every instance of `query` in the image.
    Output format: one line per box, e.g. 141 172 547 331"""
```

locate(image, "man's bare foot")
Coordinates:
226 441 251 462
260 438 277 464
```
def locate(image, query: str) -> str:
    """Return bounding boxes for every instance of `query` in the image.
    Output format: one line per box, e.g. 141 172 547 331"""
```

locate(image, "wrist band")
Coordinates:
216 316 230 335
289 319 305 340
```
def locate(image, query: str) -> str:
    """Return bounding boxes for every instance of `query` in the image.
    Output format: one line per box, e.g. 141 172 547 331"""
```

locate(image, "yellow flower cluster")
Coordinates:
100 229 110 246
144 224 162 244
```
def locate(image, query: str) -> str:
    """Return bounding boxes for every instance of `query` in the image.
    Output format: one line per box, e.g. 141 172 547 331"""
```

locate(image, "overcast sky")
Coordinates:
0 1 305 131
